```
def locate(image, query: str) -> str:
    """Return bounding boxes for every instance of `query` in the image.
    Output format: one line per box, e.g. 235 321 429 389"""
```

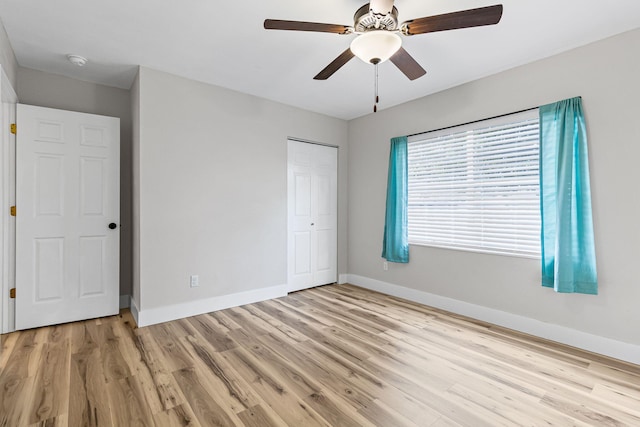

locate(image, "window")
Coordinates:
407 110 540 257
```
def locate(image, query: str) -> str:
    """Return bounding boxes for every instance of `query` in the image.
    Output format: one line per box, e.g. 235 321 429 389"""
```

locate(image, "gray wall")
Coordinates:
134 67 348 311
0 19 17 88
17 67 133 298
348 28 640 346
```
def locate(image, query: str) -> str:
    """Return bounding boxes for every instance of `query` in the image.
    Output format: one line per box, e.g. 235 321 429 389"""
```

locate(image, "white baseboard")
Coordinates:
130 296 140 326
119 295 130 310
347 274 640 365
135 284 288 328
338 274 348 285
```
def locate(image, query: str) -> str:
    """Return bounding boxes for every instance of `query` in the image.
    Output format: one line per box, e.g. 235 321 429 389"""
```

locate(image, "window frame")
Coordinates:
407 109 541 259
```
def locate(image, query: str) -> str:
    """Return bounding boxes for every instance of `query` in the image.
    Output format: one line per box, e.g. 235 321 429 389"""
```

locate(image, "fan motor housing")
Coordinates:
354 4 399 32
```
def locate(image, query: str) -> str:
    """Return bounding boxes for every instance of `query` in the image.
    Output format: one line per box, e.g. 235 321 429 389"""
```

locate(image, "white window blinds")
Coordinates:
407 110 540 257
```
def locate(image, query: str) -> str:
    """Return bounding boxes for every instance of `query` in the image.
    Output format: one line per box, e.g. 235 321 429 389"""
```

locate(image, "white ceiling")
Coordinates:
1 0 639 120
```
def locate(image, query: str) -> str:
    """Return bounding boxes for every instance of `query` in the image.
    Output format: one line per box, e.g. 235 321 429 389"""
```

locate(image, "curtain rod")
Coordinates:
406 96 582 139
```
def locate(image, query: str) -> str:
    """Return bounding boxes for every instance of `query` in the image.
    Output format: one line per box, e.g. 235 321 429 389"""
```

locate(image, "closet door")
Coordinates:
287 140 337 292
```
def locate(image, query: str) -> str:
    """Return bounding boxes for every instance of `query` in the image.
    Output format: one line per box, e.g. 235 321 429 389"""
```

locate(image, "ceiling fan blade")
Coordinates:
314 49 355 80
389 47 426 80
369 0 395 14
402 4 503 35
264 19 352 34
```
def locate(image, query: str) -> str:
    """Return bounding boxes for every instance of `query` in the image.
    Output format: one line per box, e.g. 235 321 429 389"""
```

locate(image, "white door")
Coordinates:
287 140 337 292
16 104 120 330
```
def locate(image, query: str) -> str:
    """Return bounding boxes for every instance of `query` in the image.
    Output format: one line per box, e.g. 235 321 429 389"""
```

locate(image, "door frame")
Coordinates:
286 137 339 293
0 66 18 334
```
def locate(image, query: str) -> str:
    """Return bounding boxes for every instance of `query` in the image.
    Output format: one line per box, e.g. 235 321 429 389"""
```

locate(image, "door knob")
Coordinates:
311 223 315 226
108 223 117 230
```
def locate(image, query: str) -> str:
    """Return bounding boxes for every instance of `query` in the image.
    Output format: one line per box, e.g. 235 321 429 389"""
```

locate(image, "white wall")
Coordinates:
17 67 133 299
133 67 348 323
0 19 17 89
348 29 640 349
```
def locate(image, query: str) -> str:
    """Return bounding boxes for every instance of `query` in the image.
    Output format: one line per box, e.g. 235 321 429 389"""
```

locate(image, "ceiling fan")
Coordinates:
264 0 503 81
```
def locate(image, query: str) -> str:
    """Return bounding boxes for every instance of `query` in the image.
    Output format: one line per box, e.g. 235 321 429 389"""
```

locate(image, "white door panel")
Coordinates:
294 232 311 274
16 104 120 330
287 140 337 292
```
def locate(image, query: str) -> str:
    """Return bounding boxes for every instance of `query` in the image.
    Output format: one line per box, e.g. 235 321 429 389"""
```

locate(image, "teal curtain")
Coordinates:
382 136 409 263
539 97 597 294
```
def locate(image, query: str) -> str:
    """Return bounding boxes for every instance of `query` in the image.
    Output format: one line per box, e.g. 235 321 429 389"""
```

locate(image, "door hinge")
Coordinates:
10 123 16 134
10 206 16 216
9 288 15 299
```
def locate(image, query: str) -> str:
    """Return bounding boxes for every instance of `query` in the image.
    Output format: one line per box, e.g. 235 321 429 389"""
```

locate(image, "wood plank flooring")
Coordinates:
1 284 639 426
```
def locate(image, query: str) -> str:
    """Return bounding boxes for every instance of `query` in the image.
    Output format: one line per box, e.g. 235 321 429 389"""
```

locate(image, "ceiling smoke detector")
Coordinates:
67 54 87 66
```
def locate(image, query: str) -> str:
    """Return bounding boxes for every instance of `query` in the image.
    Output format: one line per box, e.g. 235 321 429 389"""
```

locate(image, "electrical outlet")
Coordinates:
383 261 388 271
190 275 199 287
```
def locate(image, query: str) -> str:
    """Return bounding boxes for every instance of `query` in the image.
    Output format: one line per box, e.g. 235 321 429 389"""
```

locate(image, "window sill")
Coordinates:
408 242 541 260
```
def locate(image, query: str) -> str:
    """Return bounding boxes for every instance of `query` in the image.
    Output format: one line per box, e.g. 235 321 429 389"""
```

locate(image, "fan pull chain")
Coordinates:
374 62 379 113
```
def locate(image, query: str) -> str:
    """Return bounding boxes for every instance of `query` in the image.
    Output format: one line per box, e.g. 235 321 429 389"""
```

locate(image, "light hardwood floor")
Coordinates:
1 284 639 426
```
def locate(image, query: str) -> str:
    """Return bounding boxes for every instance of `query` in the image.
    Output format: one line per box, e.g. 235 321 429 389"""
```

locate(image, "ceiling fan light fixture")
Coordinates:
350 30 401 64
